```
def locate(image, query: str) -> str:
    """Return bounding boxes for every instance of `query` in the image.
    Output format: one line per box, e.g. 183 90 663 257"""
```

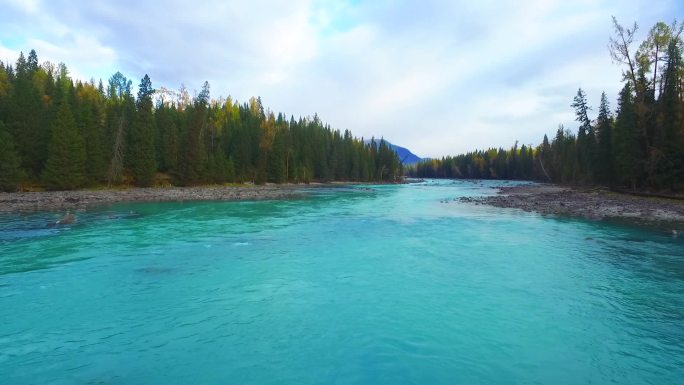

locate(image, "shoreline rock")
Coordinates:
0 185 310 213
462 184 684 227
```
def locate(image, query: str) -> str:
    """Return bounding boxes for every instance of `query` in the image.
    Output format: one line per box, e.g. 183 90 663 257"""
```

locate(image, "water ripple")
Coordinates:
1 181 683 384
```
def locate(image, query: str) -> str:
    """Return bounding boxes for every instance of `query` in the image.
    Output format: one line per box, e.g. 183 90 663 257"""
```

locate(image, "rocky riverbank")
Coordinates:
0 185 307 213
461 184 684 227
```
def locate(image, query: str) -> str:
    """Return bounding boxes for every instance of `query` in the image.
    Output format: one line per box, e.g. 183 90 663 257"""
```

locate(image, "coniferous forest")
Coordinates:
0 51 402 192
410 19 684 192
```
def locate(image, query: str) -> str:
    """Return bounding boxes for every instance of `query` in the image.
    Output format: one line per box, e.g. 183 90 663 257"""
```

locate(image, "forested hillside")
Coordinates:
410 18 684 192
0 51 401 191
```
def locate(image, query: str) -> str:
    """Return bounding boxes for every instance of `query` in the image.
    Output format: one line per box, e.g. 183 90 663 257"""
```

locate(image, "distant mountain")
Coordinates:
364 139 422 165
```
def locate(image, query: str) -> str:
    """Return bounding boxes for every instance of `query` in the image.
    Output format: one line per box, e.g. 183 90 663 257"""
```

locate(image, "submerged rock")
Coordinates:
56 212 76 225
47 211 76 227
135 266 175 274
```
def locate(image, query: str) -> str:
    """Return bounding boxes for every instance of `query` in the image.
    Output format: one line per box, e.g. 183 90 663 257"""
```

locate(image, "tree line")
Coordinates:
0 51 401 191
410 18 684 192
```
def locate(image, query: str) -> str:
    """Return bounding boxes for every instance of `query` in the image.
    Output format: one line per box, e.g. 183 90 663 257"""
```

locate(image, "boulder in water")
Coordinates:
55 211 76 225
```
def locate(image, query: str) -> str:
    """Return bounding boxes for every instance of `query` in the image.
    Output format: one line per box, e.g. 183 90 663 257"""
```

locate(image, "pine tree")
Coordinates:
27 50 38 73
0 121 23 191
10 51 45 178
539 134 552 181
656 39 684 189
129 75 157 186
156 104 179 173
179 82 210 185
77 85 106 184
43 99 87 190
595 92 614 185
105 72 134 186
268 130 287 183
571 88 593 183
613 83 642 190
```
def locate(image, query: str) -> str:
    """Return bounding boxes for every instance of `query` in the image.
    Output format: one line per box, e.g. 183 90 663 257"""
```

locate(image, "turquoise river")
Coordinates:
1 180 683 384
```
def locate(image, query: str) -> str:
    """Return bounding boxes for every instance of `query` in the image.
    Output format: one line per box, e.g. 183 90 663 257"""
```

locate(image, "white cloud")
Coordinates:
25 36 117 81
0 45 19 66
0 0 682 157
3 0 41 14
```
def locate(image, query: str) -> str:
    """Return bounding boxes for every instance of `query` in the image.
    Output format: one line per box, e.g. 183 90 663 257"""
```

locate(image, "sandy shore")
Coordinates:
0 185 308 213
462 184 684 226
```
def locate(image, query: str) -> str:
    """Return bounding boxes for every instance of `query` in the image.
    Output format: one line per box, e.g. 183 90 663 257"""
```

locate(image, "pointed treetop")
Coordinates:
195 81 210 107
137 74 154 106
571 88 592 129
27 49 38 73
15 51 27 75
598 91 611 121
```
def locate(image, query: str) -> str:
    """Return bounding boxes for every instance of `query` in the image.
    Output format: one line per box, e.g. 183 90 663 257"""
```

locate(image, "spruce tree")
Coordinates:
43 99 87 190
179 83 210 185
0 121 23 191
10 51 45 178
595 92 614 185
156 104 179 173
130 75 157 186
613 83 642 190
78 89 106 184
268 130 287 183
27 50 38 73
225 157 235 183
571 88 593 183
540 134 552 181
656 39 684 189
104 71 133 185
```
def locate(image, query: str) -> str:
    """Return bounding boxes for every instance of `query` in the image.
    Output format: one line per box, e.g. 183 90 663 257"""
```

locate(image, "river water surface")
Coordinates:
1 180 683 384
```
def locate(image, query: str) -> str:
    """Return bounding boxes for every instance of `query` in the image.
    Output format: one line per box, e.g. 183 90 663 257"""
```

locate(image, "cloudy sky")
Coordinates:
1 0 682 157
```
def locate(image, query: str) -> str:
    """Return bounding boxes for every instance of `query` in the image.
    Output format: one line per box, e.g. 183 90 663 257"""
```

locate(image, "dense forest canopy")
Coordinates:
410 18 684 192
0 52 402 191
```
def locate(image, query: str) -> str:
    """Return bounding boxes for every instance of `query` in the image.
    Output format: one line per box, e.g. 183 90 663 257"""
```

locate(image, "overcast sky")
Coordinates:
1 0 682 157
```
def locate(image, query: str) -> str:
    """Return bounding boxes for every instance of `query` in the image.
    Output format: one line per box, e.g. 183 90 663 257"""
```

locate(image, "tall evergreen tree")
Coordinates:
156 103 179 174
268 130 287 183
130 74 157 186
539 134 552 181
656 39 684 189
26 50 39 73
179 82 210 185
571 88 594 183
595 92 614 185
10 51 45 178
0 121 23 191
105 71 134 185
42 98 86 190
613 83 642 189
77 84 106 184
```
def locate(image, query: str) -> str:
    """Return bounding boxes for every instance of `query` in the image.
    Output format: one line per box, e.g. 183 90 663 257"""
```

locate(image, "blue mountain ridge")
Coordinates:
363 139 422 165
